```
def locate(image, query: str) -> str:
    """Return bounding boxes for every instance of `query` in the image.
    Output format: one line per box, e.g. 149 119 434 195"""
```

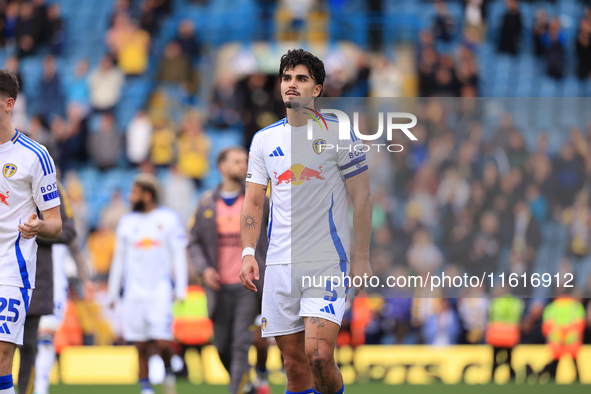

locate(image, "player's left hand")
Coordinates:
239 255 259 292
19 213 40 239
349 257 372 297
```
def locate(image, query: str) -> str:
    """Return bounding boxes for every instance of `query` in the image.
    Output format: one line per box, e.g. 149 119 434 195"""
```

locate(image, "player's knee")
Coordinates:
283 354 308 378
306 350 334 376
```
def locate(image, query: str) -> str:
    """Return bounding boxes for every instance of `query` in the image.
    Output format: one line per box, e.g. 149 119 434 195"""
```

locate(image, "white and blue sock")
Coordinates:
34 337 56 394
0 374 15 394
139 378 153 393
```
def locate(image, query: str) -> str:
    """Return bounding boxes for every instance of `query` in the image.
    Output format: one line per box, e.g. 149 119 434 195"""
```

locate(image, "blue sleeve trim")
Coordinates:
343 165 368 180
339 155 366 171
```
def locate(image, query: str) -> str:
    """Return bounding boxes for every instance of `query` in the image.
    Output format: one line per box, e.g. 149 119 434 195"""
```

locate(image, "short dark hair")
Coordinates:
217 146 247 167
279 49 326 90
0 69 19 101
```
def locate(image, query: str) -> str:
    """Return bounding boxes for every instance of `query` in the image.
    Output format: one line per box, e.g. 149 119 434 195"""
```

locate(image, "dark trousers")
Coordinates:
213 284 259 394
18 315 41 394
492 347 515 381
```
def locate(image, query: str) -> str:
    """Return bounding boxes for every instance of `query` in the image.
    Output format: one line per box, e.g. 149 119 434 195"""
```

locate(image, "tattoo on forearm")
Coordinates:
251 235 259 248
242 213 257 230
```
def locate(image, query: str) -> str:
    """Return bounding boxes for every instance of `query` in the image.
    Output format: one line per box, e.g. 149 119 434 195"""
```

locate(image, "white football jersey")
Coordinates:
108 207 188 302
0 130 61 289
247 116 368 265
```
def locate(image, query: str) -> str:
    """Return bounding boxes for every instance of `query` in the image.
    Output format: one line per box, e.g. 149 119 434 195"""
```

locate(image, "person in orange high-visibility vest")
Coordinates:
171 285 213 346
539 294 585 381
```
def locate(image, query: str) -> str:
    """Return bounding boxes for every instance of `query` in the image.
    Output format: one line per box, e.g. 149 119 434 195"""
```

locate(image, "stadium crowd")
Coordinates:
1 0 591 367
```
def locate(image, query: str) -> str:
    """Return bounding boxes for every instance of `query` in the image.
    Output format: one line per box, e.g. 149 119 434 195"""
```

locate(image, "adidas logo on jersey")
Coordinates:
269 147 285 157
320 304 335 315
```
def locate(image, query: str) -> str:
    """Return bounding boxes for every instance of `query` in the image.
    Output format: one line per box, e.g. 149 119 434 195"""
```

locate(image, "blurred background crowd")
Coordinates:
1 0 591 357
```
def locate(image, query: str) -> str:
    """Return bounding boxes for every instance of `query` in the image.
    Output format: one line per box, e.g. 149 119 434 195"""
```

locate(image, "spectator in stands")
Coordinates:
5 56 26 129
87 112 123 171
47 2 64 55
464 0 484 39
209 76 241 128
4 57 22 92
109 0 138 27
432 0 455 43
157 41 197 96
38 54 65 122
422 298 461 345
88 55 125 113
553 142 585 208
65 58 90 109
32 0 49 44
177 111 210 189
126 110 153 166
506 130 528 170
533 9 549 58
468 211 501 276
432 54 461 96
149 121 176 168
55 104 89 173
497 0 522 56
139 0 159 36
15 1 38 57
153 0 173 18
458 288 488 344
2 2 20 46
369 55 401 97
576 18 591 81
417 47 438 96
280 0 315 40
406 227 444 274
507 200 542 274
87 222 117 282
176 19 201 62
542 17 567 80
457 47 479 94
106 14 151 76
562 191 591 291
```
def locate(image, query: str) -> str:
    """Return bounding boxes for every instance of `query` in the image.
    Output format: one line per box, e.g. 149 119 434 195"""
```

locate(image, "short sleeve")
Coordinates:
31 149 61 211
246 133 269 186
337 131 368 180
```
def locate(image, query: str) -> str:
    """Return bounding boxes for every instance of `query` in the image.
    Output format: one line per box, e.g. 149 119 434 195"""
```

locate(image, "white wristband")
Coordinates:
242 247 255 260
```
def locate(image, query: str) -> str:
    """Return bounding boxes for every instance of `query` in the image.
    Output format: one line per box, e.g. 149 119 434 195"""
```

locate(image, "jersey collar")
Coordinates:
11 129 21 143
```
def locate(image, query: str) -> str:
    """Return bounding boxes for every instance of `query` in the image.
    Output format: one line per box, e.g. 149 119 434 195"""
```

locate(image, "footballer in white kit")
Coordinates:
0 70 62 394
108 174 187 394
240 49 373 394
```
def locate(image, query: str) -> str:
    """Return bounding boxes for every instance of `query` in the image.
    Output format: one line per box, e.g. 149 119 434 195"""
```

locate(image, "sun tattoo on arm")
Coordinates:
242 213 257 230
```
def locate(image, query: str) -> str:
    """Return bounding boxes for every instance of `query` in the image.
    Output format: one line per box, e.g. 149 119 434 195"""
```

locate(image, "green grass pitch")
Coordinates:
48 381 590 394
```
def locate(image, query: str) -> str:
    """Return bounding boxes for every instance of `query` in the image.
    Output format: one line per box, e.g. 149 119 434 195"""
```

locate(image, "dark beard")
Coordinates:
284 100 300 109
230 174 244 183
132 200 145 212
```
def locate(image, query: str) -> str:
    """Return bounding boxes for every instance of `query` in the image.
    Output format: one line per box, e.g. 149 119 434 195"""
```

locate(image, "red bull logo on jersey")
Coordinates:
0 191 9 207
274 164 324 186
2 164 17 179
134 238 162 249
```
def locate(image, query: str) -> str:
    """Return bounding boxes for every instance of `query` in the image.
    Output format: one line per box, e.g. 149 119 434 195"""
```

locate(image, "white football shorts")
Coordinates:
0 285 32 345
261 261 349 338
122 297 174 342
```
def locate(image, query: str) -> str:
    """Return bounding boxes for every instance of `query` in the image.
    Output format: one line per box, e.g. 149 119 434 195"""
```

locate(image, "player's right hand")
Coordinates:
239 255 259 292
203 267 220 291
